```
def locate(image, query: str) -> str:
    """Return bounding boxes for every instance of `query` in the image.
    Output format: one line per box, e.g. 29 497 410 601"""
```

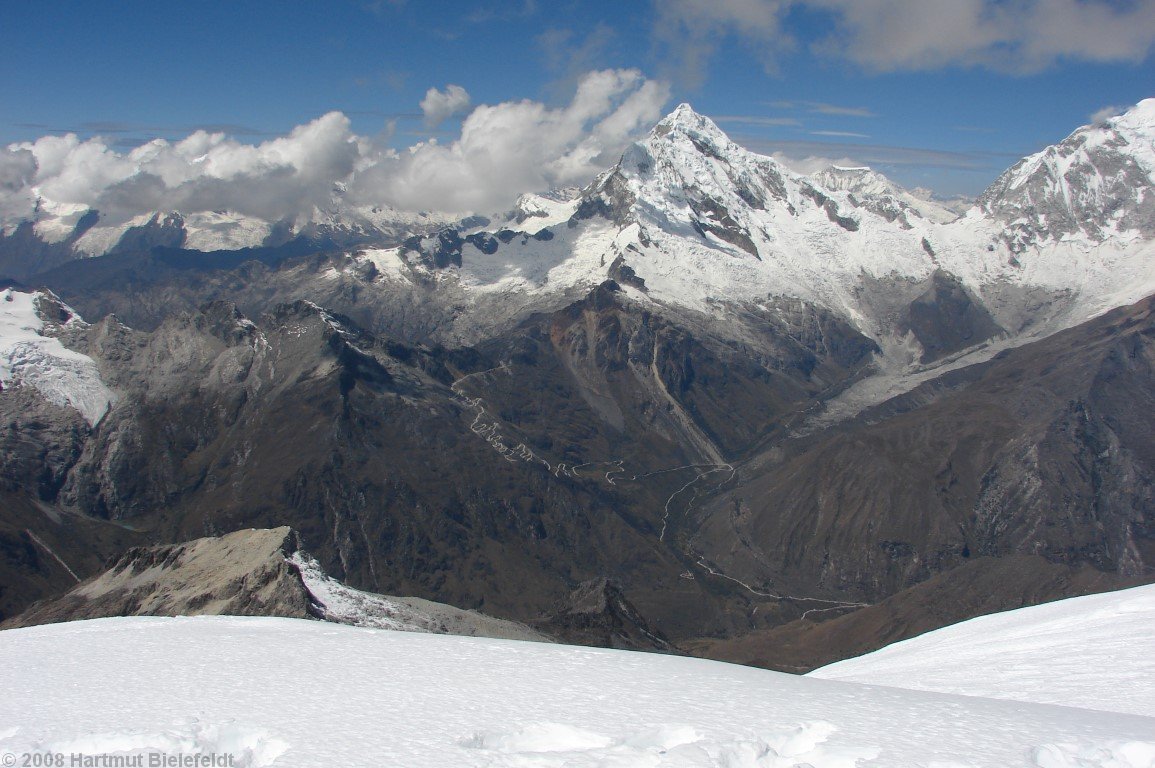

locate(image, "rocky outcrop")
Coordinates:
3 527 313 627
539 577 671 651
900 270 1004 363
3 527 554 643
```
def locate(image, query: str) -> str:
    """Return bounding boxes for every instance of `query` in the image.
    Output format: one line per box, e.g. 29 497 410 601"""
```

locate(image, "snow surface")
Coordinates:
289 551 547 641
0 616 1152 767
810 584 1155 718
0 288 115 425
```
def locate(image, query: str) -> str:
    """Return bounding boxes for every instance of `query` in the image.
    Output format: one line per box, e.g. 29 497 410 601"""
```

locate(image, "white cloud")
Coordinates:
420 85 472 128
1089 104 1127 124
6 112 364 225
0 69 670 226
770 101 876 118
652 0 794 86
0 148 38 226
715 115 802 127
652 0 1155 76
771 152 864 176
350 69 670 212
809 0 1155 73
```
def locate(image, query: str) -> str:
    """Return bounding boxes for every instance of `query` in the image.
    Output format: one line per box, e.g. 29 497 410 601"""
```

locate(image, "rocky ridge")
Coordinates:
3 527 550 643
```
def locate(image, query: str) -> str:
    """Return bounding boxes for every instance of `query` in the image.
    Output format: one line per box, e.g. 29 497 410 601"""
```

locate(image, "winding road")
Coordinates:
450 362 871 618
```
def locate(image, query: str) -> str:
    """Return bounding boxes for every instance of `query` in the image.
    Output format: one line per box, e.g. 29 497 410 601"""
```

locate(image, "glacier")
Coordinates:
0 288 115 425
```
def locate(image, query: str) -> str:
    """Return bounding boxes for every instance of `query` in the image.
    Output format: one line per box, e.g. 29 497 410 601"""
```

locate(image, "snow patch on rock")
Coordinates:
0 288 116 425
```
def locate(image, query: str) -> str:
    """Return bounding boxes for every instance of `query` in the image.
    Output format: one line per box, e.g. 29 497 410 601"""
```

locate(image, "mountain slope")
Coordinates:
682 293 1155 670
979 99 1155 249
4 526 549 642
0 287 115 425
809 583 1155 717
1 616 1152 767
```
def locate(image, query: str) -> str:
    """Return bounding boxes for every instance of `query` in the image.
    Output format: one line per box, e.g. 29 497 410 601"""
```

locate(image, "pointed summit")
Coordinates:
649 103 732 147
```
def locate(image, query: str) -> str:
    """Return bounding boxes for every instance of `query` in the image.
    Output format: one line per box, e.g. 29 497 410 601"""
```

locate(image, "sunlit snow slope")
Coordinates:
0 288 115 425
1 616 1153 767
809 584 1155 718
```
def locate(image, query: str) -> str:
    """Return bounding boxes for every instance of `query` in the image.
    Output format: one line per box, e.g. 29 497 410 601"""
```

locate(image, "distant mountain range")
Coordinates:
1 99 1153 671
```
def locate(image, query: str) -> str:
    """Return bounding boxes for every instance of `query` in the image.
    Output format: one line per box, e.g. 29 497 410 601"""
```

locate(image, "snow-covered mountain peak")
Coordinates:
1111 97 1155 135
812 165 960 225
812 165 885 192
649 103 768 161
651 102 728 141
622 103 798 218
979 98 1155 248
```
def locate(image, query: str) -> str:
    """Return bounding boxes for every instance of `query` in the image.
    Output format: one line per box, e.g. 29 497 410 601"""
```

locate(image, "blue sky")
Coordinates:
1 0 1153 213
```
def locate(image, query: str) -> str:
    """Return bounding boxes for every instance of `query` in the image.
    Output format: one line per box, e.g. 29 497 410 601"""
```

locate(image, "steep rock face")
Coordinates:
520 281 877 461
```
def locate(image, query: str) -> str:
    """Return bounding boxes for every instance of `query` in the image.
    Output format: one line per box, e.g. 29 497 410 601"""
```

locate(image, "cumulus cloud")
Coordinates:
5 111 365 226
0 69 669 226
0 148 38 225
653 0 1155 78
420 85 472 128
350 68 670 212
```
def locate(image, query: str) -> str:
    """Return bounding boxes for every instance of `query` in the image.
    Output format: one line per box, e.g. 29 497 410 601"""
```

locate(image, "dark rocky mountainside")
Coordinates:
0 277 878 640
684 294 1155 668
3 282 1152 668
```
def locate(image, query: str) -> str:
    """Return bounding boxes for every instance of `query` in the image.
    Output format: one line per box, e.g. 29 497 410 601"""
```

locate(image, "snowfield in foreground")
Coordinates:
1 616 1152 767
810 583 1155 717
